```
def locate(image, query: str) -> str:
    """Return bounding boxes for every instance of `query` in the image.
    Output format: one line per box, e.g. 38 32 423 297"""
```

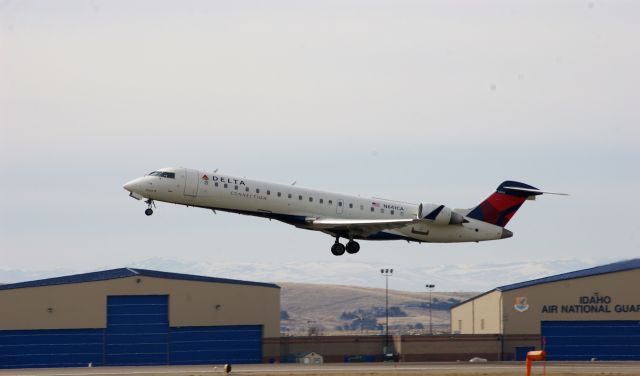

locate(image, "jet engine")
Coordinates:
418 203 466 225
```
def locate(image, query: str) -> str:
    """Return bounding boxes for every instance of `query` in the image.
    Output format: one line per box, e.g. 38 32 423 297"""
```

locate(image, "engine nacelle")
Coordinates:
418 203 466 225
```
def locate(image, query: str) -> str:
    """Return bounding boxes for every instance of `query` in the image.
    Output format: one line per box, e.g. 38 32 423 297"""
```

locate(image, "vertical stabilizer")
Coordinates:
466 181 543 227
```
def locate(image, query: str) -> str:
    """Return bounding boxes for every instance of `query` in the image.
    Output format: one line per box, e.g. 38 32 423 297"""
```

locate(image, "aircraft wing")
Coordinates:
306 217 415 237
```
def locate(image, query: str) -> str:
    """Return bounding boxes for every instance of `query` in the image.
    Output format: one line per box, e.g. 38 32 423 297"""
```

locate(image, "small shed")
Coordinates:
297 352 323 365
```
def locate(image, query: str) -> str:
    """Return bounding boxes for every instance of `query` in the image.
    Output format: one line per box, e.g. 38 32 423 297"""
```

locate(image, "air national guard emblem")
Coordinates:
514 297 529 312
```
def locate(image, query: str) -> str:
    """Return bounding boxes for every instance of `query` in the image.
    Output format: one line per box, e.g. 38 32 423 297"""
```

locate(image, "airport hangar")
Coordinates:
0 268 280 369
450 258 640 361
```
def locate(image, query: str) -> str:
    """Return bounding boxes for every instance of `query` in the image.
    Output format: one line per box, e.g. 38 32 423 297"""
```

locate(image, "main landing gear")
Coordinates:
145 199 155 216
331 237 360 256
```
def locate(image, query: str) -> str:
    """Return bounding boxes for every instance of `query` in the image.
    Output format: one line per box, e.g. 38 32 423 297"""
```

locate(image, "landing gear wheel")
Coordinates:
145 208 153 216
331 243 345 256
346 241 360 254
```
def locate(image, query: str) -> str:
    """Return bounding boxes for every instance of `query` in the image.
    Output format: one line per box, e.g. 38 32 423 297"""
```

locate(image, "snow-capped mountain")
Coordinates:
0 257 612 292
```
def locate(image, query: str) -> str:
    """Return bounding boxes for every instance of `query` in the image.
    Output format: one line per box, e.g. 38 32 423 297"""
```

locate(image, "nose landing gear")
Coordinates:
145 199 155 216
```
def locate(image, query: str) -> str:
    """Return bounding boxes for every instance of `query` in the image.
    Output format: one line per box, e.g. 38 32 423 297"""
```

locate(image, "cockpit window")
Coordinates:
148 171 175 179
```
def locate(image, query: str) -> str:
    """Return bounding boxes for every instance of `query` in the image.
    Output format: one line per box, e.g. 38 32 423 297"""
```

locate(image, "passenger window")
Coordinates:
215 182 219 187
245 187 249 192
349 203 353 208
391 210 395 215
288 193 292 199
320 198 324 204
328 200 333 205
267 190 270 195
371 207 374 212
235 185 238 190
298 195 303 200
309 197 313 202
277 192 282 197
380 208 385 213
256 188 260 194
338 202 343 207
224 183 228 189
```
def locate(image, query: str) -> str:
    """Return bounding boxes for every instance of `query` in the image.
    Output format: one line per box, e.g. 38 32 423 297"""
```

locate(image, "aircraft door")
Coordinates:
183 169 199 197
336 199 344 215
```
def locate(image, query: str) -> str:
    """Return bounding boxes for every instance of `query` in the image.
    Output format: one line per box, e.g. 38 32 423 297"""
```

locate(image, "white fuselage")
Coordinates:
123 167 505 244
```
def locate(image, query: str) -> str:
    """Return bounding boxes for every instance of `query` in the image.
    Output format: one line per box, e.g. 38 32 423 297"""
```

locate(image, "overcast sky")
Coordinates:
1 1 639 289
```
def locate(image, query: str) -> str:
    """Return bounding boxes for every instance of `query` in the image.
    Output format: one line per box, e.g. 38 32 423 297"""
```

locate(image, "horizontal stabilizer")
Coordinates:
502 186 569 196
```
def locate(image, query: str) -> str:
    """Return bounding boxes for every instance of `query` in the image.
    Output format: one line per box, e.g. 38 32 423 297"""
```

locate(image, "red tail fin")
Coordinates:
466 181 542 227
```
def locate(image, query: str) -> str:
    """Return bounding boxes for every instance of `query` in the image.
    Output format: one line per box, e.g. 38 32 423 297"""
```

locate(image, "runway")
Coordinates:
2 362 640 376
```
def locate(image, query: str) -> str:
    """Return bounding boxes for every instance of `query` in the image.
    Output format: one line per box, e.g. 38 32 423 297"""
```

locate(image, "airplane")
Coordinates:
123 168 566 256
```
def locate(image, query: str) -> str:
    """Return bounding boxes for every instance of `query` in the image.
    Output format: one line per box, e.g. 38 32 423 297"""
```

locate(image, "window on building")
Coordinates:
458 320 462 331
480 319 485 330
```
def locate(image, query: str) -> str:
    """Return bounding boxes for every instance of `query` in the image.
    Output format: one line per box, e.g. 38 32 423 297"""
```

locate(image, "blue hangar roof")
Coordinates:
453 258 640 308
0 268 280 291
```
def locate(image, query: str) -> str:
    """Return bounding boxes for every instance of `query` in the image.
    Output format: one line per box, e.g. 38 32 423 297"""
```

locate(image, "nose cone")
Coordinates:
123 178 140 193
501 228 513 239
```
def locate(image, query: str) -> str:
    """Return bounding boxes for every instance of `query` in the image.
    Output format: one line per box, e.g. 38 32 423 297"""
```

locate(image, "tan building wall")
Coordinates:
450 298 473 334
0 276 280 337
450 291 501 334
451 268 640 335
502 268 640 335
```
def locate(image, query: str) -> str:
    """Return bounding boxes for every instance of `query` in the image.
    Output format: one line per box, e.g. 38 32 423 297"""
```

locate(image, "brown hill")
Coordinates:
279 282 476 336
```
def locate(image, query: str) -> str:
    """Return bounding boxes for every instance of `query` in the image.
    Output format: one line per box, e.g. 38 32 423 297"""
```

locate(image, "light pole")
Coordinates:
426 284 435 335
381 268 393 354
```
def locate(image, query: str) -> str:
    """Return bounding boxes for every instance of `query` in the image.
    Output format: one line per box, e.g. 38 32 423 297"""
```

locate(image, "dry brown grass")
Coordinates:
279 282 476 335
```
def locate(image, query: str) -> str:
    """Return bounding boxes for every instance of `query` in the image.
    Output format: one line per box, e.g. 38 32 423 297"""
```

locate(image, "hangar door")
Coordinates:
0 328 104 369
542 320 640 360
170 325 262 364
106 295 169 366
107 295 262 365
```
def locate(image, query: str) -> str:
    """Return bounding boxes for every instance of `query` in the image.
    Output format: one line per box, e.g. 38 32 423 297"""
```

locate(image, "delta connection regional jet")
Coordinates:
123 168 566 256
